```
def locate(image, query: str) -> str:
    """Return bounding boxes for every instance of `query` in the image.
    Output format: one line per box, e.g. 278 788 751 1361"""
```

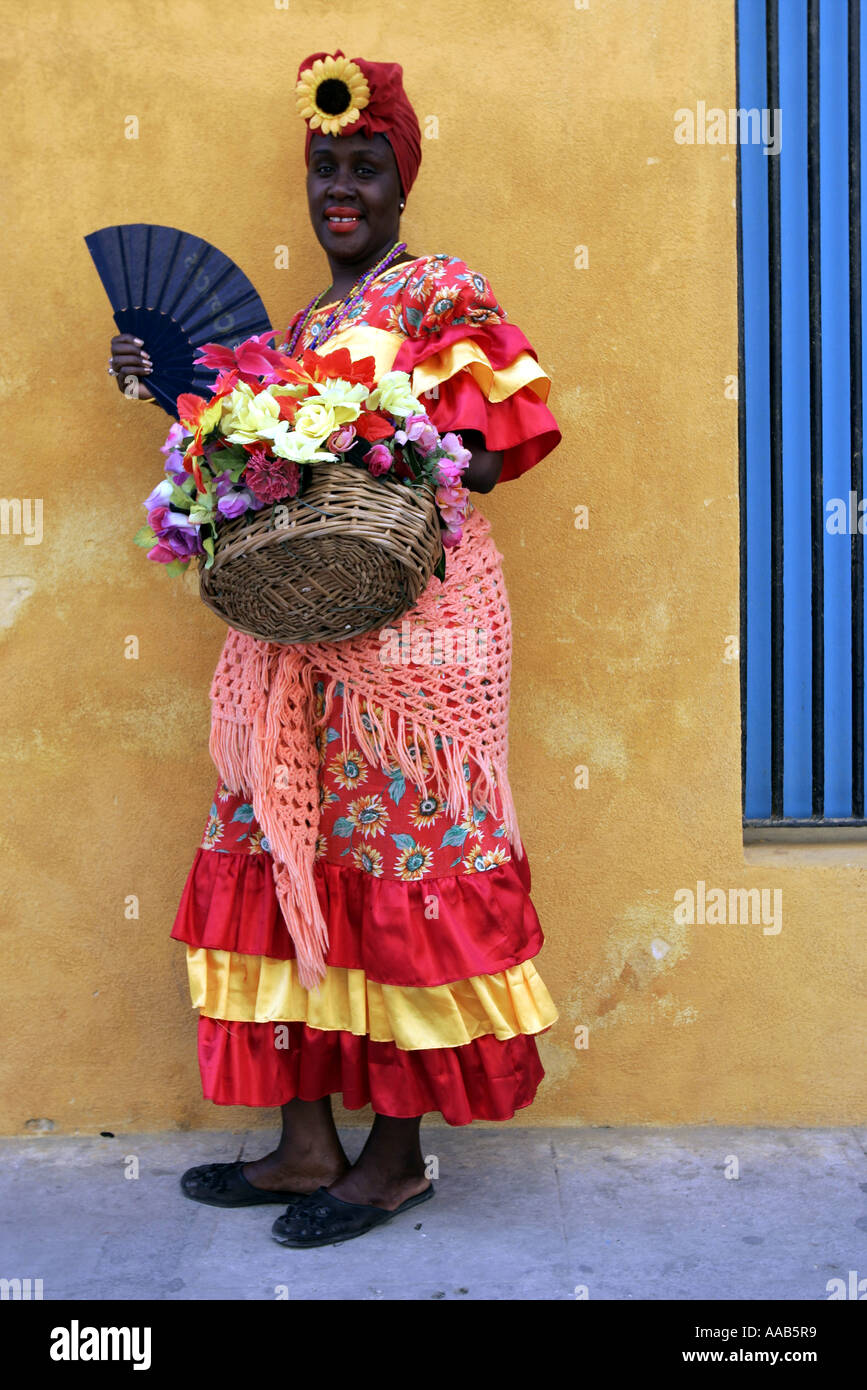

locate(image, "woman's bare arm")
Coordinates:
458 429 504 494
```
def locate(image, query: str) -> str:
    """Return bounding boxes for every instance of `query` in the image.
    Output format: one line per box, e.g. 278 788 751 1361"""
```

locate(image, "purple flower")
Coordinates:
160 423 188 479
217 491 249 519
146 505 204 561
144 479 174 512
394 414 439 456
213 471 265 517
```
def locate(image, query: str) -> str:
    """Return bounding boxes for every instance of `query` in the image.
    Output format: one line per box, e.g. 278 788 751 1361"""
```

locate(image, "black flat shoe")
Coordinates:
180 1160 310 1209
271 1182 435 1247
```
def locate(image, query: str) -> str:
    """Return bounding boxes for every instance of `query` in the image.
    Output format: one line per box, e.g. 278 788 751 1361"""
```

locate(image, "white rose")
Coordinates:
270 422 337 464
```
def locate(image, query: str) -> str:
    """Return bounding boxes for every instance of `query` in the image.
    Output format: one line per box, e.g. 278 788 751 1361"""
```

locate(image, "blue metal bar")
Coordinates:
740 0 775 818
820 0 854 815
780 0 814 816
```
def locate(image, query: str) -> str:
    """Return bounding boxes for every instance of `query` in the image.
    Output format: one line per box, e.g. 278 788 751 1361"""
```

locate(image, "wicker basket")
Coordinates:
198 461 443 644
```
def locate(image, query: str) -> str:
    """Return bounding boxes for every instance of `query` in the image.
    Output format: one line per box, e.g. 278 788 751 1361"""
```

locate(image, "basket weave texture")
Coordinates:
198 461 443 644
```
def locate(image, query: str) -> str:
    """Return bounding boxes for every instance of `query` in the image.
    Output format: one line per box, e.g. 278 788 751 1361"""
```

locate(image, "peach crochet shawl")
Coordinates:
208 507 523 989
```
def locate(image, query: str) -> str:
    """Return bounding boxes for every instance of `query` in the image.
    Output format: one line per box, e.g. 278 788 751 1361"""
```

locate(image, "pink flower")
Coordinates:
440 431 472 472
434 454 466 487
244 447 301 502
435 481 468 523
160 422 186 457
435 478 470 550
364 443 393 477
327 424 357 452
194 331 282 379
394 413 439 456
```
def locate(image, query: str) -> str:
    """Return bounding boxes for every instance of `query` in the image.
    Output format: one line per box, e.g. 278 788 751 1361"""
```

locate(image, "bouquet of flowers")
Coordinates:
134 333 472 584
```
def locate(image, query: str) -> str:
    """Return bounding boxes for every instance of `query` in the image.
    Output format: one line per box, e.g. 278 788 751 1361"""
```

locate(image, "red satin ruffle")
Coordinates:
197 1016 548 1124
171 847 544 988
391 321 562 483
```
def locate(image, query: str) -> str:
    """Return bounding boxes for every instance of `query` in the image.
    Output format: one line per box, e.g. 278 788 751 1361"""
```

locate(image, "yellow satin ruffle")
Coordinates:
310 323 551 408
185 947 558 1052
411 341 552 405
315 324 404 379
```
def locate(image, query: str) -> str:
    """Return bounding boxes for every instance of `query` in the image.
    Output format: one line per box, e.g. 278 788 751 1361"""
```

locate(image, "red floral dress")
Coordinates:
171 253 562 1125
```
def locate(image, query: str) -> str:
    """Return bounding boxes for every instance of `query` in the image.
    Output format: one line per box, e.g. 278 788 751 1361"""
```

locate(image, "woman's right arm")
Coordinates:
109 332 155 400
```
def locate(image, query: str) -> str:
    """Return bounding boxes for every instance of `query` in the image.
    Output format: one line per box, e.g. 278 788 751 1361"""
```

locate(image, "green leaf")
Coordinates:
440 826 467 847
168 482 193 509
133 525 156 549
210 446 248 480
332 817 355 838
164 559 189 577
202 533 215 560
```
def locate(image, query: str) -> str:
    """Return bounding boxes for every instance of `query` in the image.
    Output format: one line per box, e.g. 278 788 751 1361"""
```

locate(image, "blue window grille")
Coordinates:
738 0 867 825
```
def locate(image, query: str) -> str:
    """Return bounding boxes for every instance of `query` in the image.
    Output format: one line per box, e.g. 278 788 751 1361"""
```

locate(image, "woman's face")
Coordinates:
306 131 403 265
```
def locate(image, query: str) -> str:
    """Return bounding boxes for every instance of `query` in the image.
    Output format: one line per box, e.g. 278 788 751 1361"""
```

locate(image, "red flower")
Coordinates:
210 368 241 400
390 447 414 481
176 393 209 429
244 448 301 503
355 410 395 442
300 347 377 390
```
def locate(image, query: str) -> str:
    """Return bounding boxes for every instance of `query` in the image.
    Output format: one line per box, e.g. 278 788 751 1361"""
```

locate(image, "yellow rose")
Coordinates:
223 384 281 442
292 398 338 444
365 371 423 419
311 379 367 425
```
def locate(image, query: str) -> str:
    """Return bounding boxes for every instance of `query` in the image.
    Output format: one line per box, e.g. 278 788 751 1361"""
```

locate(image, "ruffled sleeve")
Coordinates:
390 254 561 484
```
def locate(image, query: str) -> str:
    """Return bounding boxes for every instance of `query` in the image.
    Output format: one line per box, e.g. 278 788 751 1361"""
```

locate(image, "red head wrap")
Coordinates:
296 50 422 199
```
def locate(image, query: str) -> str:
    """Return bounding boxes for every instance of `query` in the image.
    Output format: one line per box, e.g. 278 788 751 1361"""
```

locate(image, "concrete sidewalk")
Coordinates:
1 1127 864 1300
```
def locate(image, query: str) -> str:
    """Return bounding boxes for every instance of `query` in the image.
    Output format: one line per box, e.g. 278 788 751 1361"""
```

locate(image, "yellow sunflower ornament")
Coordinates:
296 55 370 135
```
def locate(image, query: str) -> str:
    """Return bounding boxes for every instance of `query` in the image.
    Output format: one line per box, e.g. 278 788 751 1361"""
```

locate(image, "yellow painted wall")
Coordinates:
2 0 863 1135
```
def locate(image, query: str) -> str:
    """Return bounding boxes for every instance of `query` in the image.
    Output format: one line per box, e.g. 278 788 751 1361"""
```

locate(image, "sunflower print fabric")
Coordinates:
280 252 506 348
200 677 512 881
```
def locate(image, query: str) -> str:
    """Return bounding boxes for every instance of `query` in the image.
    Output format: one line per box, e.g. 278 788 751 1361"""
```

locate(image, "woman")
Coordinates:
108 50 562 1249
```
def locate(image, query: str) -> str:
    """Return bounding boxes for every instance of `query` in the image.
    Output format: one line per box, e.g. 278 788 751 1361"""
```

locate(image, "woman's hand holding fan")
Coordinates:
109 332 154 400
85 223 271 417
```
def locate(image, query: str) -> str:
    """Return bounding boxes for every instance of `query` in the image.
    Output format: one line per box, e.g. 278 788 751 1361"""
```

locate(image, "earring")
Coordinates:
400 201 405 211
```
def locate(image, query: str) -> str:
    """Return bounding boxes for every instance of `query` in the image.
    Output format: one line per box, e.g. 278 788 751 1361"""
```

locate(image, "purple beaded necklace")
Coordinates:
286 240 408 358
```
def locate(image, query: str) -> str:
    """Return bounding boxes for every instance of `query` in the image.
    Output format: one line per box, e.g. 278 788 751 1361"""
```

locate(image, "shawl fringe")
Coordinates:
206 509 521 989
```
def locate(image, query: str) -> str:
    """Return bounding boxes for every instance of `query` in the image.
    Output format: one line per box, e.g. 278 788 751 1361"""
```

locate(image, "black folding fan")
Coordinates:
84 223 273 417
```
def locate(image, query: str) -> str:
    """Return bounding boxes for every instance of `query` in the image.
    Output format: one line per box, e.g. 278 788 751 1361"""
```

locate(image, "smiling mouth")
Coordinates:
324 207 363 227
